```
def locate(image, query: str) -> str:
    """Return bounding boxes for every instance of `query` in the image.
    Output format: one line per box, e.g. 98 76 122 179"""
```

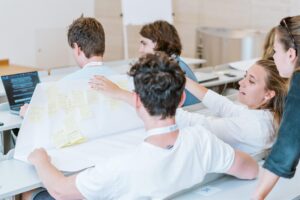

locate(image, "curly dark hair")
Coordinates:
129 52 186 119
67 16 105 58
140 20 182 56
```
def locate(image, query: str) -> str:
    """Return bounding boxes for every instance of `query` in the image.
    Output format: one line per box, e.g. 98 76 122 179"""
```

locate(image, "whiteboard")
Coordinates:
121 0 173 25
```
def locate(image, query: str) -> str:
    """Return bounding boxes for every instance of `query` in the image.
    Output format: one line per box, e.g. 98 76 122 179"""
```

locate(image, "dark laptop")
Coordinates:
1 71 40 114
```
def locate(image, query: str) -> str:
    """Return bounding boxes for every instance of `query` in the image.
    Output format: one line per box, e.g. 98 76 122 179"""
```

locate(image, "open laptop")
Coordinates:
1 71 40 115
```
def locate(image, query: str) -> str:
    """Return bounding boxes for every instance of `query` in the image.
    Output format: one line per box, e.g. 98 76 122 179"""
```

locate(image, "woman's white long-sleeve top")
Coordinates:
178 90 276 154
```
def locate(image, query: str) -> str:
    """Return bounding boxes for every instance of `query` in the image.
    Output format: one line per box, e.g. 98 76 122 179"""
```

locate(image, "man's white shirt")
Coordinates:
76 109 235 199
62 61 115 81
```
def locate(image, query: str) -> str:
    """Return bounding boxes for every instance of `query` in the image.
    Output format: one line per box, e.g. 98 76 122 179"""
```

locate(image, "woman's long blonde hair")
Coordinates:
262 27 276 60
257 60 288 127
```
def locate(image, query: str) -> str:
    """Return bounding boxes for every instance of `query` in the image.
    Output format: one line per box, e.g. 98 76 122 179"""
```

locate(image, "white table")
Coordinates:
173 162 300 200
195 64 245 88
0 103 22 155
105 59 245 90
2 158 300 199
0 57 206 99
0 159 41 199
1 58 244 100
0 103 22 132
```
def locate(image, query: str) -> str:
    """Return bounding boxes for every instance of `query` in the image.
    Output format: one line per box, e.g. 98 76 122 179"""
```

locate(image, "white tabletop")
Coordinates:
194 64 244 88
0 159 41 199
173 163 300 200
2 158 300 199
0 82 5 98
0 103 22 132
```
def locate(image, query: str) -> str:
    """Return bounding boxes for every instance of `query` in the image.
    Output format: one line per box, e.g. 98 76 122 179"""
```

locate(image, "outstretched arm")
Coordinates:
28 148 84 200
89 75 134 106
251 169 279 200
227 150 259 180
19 103 29 118
185 77 208 100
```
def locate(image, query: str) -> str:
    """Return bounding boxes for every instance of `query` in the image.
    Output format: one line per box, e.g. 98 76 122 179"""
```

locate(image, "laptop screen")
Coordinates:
1 71 40 112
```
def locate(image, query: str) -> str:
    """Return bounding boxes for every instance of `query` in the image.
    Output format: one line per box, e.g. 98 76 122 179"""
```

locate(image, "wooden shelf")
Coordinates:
0 59 39 76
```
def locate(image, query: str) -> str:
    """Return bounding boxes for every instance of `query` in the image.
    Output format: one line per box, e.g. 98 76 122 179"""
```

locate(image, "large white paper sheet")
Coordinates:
49 128 145 172
14 75 144 171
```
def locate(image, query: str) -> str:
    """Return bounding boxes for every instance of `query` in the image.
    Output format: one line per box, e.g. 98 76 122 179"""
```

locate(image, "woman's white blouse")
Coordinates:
186 90 275 154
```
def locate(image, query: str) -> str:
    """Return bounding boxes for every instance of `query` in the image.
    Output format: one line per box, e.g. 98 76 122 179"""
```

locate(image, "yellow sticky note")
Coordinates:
52 129 86 148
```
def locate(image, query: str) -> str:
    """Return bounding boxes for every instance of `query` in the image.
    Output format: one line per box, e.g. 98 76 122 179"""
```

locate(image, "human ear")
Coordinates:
133 92 141 109
152 41 157 51
288 47 297 62
73 43 81 56
178 92 186 108
264 90 276 101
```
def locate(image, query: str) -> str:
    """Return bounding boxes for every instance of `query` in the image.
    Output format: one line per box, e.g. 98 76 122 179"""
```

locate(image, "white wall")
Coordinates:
1 0 300 67
0 0 94 68
174 0 300 58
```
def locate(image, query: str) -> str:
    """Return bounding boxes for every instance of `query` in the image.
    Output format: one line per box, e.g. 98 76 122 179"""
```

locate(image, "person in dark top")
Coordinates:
138 20 200 106
252 15 300 200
